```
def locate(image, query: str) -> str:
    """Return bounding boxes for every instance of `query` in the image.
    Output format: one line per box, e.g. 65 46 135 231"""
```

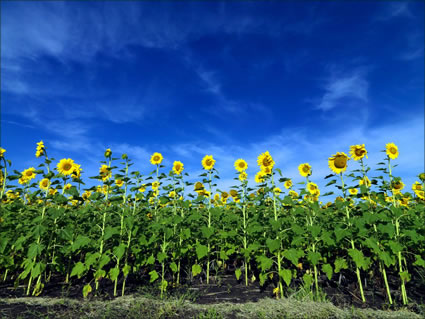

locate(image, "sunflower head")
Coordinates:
328 152 349 174
35 141 45 158
82 191 92 201
289 190 299 199
194 181 204 192
257 151 274 170
307 182 319 194
39 178 50 190
239 171 248 182
152 181 160 190
349 144 368 161
284 179 292 189
99 164 111 181
139 185 146 193
385 143 399 160
221 191 229 201
104 148 112 158
229 189 238 198
0 148 6 158
412 181 423 192
116 179 124 187
359 176 371 188
172 161 184 175
349 188 358 195
392 180 405 193
71 163 82 179
57 159 75 176
202 155 215 170
22 167 37 181
298 163 312 177
169 191 177 198
150 152 163 165
64 183 72 191
273 187 282 195
234 159 248 172
255 170 266 183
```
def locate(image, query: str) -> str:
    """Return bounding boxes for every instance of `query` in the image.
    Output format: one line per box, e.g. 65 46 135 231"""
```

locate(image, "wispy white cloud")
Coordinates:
375 2 413 21
315 69 369 112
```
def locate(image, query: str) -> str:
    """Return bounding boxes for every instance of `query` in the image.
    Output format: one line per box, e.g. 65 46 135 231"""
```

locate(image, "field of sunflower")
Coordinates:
0 142 424 308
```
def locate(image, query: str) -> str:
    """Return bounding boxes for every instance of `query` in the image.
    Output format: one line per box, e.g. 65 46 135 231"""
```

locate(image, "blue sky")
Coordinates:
1 1 424 195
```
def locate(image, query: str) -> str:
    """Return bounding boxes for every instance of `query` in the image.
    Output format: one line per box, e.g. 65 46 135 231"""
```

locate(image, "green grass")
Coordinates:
0 295 423 319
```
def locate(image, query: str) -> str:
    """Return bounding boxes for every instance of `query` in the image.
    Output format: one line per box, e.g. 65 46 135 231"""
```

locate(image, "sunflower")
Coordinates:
385 143 399 160
39 178 50 191
289 190 299 199
257 151 274 170
194 181 204 192
392 180 405 194
71 163 82 179
214 193 220 202
273 187 282 195
150 152 163 165
307 182 319 195
63 183 72 191
99 164 111 181
229 189 238 198
22 167 37 181
221 191 229 202
415 190 425 200
152 181 160 190
234 159 248 172
116 179 124 187
104 148 112 158
49 188 58 195
261 165 272 175
0 147 5 158
82 191 92 201
172 161 184 175
202 155 215 170
359 176 371 188
239 171 248 182
168 191 177 198
35 141 45 158
298 163 311 177
328 152 349 174
255 171 266 183
283 179 292 189
349 188 358 195
349 144 368 161
412 181 423 192
57 159 75 176
139 185 146 193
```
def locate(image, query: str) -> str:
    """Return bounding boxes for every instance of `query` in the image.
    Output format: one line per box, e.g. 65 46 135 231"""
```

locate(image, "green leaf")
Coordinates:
266 238 280 253
388 241 403 254
31 262 43 279
99 254 111 269
235 268 242 280
201 226 215 239
122 264 131 277
72 236 91 252
149 270 159 282
104 226 119 240
334 258 348 273
303 273 313 287
71 262 86 278
400 271 411 282
322 264 333 280
259 273 268 286
348 249 370 270
279 269 292 287
192 264 202 277
413 255 425 267
157 252 167 263
27 243 43 259
170 262 178 273
109 267 120 281
83 284 92 298
113 244 126 260
257 255 273 271
283 249 304 267
307 251 321 266
146 255 155 265
196 244 208 260
378 251 395 267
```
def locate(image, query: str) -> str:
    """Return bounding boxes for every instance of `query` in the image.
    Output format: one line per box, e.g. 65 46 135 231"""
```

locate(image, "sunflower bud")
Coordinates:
104 148 112 158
